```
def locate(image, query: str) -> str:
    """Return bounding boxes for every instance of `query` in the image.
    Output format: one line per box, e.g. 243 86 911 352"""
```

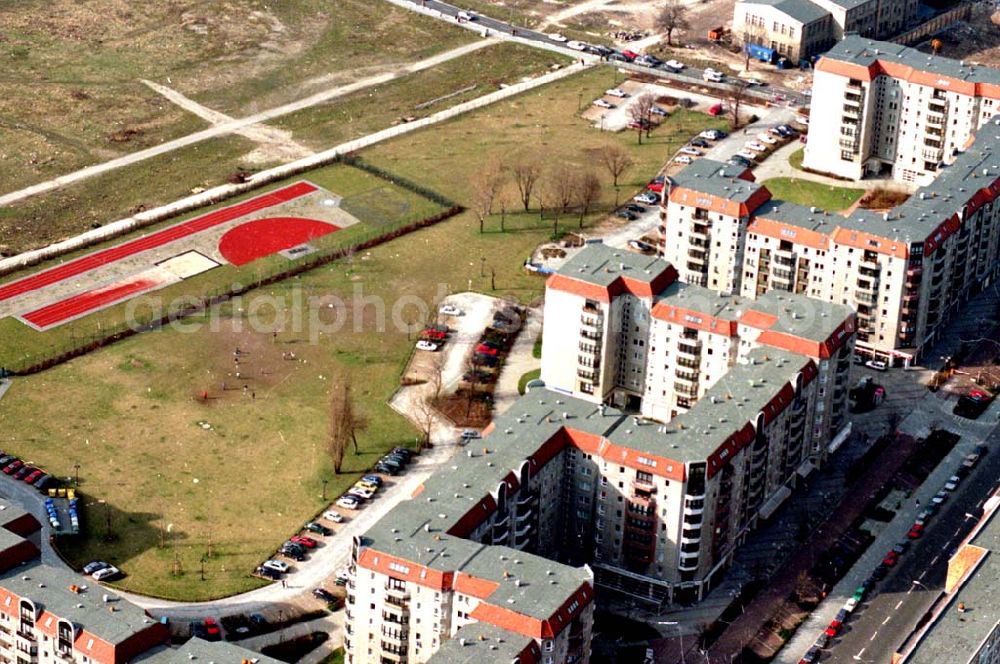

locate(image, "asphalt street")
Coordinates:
822 440 1000 664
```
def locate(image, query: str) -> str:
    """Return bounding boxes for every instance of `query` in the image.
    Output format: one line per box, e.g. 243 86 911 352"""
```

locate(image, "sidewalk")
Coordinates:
493 308 541 415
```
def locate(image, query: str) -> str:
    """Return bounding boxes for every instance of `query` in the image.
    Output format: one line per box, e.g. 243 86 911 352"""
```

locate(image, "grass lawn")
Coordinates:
1 44 560 256
317 650 345 664
0 66 722 600
789 147 805 171
0 0 473 195
270 43 566 150
760 177 864 211
518 368 542 395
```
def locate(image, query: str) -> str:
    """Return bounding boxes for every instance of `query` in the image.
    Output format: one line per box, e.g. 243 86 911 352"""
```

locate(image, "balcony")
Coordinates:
633 477 656 493
385 584 410 601
677 341 701 357
517 490 537 507
674 369 699 385
854 291 876 305
577 368 599 382
577 357 601 370
382 604 409 622
680 532 702 545
683 503 704 517
674 382 698 397
580 329 601 342
516 505 534 523
690 225 710 240
514 521 532 538
926 111 946 127
379 649 408 663
580 314 602 328
678 553 699 571
773 252 795 267
922 147 944 162
579 342 599 355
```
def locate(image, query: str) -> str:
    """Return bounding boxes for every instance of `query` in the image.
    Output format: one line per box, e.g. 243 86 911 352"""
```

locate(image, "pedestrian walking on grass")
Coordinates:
252 391 256 401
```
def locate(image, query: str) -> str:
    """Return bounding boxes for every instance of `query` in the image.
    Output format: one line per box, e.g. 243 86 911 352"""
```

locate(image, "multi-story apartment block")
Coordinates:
804 36 1000 184
346 246 856 664
663 103 1000 365
733 0 917 65
0 499 280 664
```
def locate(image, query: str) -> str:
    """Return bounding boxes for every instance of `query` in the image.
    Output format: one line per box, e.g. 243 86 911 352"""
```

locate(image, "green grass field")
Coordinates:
760 177 864 211
789 147 805 171
0 66 726 600
0 0 473 196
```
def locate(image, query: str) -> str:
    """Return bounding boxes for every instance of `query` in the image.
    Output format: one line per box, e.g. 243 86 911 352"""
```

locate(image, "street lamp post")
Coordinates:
322 479 329 501
74 463 80 486
200 556 206 581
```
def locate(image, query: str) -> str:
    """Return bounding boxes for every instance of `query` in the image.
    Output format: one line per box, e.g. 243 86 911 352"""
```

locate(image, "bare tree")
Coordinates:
597 143 634 188
628 93 657 143
576 171 602 228
547 165 577 236
511 157 541 212
426 352 446 402
655 0 690 46
328 380 349 474
729 79 753 130
469 159 505 233
414 394 437 448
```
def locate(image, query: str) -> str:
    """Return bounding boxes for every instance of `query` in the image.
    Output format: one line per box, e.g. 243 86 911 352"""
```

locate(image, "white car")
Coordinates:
547 33 568 42
460 429 482 440
322 510 345 523
634 192 659 205
606 88 628 98
593 99 615 109
744 77 763 86
679 147 702 156
92 566 120 581
865 360 888 371
703 69 724 82
944 475 960 491
664 60 684 71
757 133 778 145
566 40 588 51
746 142 768 152
349 486 375 500
416 340 439 352
700 129 724 140
931 491 948 505
457 10 476 20
674 155 693 164
844 597 859 613
262 560 289 574
439 304 463 316
736 150 759 161
336 495 361 510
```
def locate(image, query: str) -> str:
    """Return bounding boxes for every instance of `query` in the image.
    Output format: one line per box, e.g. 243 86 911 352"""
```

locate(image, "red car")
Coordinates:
908 523 924 539
824 624 840 638
621 49 639 61
475 344 499 356
291 535 318 549
421 328 447 341
3 460 23 475
203 617 221 641
883 551 899 567
647 181 664 193
24 470 43 485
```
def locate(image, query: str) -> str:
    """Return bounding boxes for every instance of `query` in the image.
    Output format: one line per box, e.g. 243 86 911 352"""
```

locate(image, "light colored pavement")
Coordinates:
751 140 916 192
0 39 497 207
493 307 542 415
235 613 343 653
0 379 11 403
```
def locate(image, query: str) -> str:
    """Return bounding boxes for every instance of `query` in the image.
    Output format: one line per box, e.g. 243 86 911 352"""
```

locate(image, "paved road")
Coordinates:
820 435 999 663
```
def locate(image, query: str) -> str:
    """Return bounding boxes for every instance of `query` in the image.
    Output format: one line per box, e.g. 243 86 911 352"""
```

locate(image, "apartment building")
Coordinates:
0 499 279 664
733 0 916 65
803 36 1000 184
733 0 835 63
346 247 855 663
663 114 1000 364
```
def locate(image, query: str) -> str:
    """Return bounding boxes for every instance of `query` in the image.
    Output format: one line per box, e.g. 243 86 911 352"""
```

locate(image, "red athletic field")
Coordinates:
21 276 164 330
219 217 340 266
0 182 317 305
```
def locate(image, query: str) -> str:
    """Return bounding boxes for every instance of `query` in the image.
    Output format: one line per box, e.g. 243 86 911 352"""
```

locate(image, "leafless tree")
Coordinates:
742 24 769 71
597 143 634 188
469 159 505 233
655 0 690 46
547 165 578 236
414 393 437 448
328 379 349 474
426 352 446 402
511 157 541 212
576 171 602 228
628 93 657 143
729 79 753 130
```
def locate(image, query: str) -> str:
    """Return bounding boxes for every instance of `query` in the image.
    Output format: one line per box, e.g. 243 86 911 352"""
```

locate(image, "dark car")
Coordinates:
463 369 495 383
313 587 338 603
625 204 645 213
34 475 55 492
3 460 22 474
690 138 711 148
615 209 637 221
14 466 34 480
257 566 281 580
375 463 400 476
391 448 413 459
0 455 14 467
304 522 332 536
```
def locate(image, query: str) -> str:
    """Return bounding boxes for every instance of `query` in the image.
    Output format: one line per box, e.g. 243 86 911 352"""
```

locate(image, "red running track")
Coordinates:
0 181 317 304
21 276 163 329
219 217 340 266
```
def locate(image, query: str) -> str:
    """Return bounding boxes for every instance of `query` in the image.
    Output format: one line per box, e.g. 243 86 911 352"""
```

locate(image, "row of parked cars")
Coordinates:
0 453 61 493
799 444 987 663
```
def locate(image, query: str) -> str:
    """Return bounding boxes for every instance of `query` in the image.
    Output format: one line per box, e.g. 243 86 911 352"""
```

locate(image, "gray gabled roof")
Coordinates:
738 0 831 25
822 36 1000 86
133 637 285 664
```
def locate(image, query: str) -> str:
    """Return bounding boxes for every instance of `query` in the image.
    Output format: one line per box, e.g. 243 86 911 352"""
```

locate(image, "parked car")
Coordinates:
634 192 659 205
439 304 463 316
746 141 768 152
262 560 289 574
281 545 305 561
679 146 702 156
337 495 362 510
883 551 900 567
546 32 568 42
908 523 924 539
24 470 43 484
700 129 727 140
14 466 34 480
944 475 960 491
605 88 628 98
34 475 55 492
0 456 14 467
646 181 664 193
416 340 439 352
93 566 120 581
565 40 587 50
3 460 23 475
593 99 615 109
866 359 888 371
314 587 338 603
703 68 724 82
650 106 668 116
690 138 710 148
83 561 110 575
463 368 495 383
461 429 482 441
931 491 948 505
800 645 821 663
728 156 752 168
744 77 763 86
757 133 779 145
203 618 222 642
625 203 646 213
375 462 400 476
305 521 332 536
844 597 859 612
621 49 639 61
349 485 375 500
322 510 345 523
675 156 693 165
663 59 684 71
257 565 281 580
736 150 759 161
290 535 318 549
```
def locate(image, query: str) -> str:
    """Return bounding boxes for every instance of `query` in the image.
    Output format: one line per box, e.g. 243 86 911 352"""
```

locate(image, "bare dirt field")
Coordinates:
911 6 1000 67
0 0 473 195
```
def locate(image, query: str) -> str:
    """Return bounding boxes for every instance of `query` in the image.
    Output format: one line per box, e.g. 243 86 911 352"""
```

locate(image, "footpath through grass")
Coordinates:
760 177 864 211
0 66 721 600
